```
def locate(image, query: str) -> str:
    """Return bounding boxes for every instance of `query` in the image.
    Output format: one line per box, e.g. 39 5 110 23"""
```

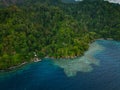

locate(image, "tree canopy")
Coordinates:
0 0 120 69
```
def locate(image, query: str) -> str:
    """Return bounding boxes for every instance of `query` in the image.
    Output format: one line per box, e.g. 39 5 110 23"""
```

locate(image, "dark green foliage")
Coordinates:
0 0 120 69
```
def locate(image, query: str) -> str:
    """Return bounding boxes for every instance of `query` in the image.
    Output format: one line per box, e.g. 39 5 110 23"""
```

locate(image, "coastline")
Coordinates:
0 58 42 72
8 62 27 70
53 40 105 77
0 62 28 72
0 38 113 72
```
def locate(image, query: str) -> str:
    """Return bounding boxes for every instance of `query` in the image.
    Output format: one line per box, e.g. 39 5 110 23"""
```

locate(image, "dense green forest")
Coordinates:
0 0 120 69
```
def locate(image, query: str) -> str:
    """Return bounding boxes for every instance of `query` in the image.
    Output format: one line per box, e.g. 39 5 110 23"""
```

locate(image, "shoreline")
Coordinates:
0 62 28 72
0 58 42 72
8 62 27 70
53 40 105 77
0 38 114 72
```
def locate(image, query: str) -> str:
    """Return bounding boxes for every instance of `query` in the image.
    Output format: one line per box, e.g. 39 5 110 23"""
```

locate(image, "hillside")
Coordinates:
0 0 120 69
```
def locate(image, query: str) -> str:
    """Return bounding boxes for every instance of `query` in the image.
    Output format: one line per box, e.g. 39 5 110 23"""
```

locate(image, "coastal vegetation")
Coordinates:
0 0 120 69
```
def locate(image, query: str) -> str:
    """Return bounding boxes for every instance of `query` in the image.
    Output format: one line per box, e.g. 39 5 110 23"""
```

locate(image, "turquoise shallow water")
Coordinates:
0 40 120 90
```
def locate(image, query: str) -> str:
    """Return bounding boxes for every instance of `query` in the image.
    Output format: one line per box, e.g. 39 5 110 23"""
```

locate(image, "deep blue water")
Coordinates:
0 40 120 90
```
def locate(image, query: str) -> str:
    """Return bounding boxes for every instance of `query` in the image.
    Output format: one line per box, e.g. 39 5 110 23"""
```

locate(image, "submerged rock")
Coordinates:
53 41 105 77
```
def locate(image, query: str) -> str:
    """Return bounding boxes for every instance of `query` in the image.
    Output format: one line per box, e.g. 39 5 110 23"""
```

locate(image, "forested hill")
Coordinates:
0 0 120 69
